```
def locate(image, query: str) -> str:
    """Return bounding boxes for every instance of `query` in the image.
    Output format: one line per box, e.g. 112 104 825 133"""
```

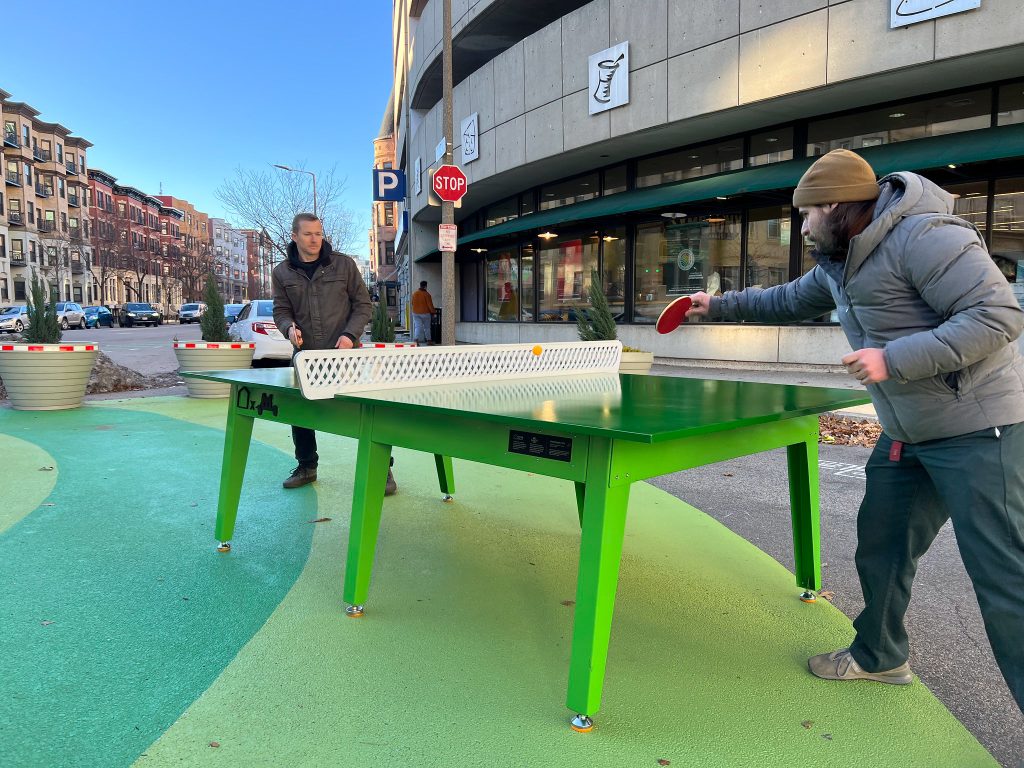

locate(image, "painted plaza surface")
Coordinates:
0 397 996 767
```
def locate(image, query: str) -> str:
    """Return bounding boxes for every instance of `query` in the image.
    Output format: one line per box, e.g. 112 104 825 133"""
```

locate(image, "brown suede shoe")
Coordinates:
808 648 913 685
283 465 317 489
384 469 398 496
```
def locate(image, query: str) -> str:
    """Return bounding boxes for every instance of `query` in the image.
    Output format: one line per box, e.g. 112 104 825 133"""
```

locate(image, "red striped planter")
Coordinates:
364 342 417 348
0 343 100 410
173 341 256 398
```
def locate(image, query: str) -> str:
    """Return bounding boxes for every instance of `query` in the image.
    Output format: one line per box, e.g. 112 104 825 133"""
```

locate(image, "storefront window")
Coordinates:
602 165 627 196
520 192 535 217
948 181 989 239
997 81 1024 126
539 173 599 211
748 128 794 167
808 89 992 155
537 233 598 321
521 244 535 321
633 214 741 323
485 196 519 228
746 206 792 289
486 248 520 321
992 178 1024 308
601 226 627 319
637 141 744 188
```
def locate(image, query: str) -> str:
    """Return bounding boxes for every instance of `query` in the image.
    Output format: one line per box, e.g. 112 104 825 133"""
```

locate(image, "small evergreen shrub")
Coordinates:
576 269 618 342
371 300 396 343
23 273 62 344
200 274 231 343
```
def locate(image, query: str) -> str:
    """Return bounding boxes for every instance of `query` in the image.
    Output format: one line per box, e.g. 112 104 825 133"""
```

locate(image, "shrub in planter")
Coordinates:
24 272 62 344
200 273 231 343
370 300 396 344
576 269 653 374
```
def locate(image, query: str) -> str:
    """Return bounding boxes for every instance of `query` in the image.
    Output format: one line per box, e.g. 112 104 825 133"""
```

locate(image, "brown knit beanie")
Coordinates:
792 149 880 207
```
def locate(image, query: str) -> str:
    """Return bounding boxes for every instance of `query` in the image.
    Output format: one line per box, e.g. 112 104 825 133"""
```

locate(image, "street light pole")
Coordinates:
272 164 318 218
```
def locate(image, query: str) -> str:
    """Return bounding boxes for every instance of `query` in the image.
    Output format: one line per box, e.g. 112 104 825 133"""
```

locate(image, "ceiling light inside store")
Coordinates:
889 112 906 118
706 216 725 224
603 236 619 242
538 231 558 240
948 164 958 169
716 196 728 200
765 137 779 143
470 247 487 253
660 212 686 219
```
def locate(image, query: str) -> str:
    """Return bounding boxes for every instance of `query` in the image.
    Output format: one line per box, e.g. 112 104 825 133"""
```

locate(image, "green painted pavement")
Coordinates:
0 405 316 768
0 397 994 767
0 433 57 536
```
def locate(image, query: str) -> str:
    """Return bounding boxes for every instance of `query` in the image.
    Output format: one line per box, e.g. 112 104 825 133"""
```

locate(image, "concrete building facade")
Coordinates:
209 218 248 303
389 0 1024 364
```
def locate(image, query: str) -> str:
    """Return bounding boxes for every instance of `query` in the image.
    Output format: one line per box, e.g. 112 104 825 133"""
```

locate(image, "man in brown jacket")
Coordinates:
411 280 435 344
272 213 397 494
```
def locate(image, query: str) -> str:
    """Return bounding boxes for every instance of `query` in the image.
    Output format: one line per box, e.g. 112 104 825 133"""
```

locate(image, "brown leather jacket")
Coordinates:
272 241 372 350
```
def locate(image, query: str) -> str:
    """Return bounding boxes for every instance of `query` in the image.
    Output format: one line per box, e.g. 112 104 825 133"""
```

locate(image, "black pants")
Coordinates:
292 426 318 468
849 424 1024 712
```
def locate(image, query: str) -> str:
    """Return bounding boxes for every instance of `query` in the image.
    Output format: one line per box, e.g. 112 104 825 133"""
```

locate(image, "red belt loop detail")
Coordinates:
889 440 903 462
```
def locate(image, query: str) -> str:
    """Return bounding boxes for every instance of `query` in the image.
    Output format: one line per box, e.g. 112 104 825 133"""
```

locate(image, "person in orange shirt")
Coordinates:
411 280 435 344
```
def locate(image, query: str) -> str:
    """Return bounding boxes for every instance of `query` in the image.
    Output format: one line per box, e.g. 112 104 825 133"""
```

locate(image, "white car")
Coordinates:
228 300 292 361
0 305 29 333
53 301 86 330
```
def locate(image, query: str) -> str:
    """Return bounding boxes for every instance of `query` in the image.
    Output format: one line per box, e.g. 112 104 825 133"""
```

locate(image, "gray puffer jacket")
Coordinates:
709 172 1024 443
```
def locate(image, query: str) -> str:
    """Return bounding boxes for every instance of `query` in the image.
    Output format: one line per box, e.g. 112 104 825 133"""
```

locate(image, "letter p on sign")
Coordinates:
373 169 407 202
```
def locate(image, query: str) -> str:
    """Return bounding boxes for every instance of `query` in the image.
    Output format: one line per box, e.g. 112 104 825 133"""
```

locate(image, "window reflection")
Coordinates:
633 214 741 323
539 173 599 211
602 226 627 319
746 206 791 289
992 178 1024 307
636 141 743 188
486 248 519 321
997 81 1024 127
537 233 598 321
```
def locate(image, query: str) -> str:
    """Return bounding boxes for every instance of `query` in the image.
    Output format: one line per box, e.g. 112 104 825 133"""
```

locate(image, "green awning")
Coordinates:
416 123 1024 262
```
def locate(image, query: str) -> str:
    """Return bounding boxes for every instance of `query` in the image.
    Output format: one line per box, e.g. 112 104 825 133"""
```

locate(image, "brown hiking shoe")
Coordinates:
283 465 317 489
384 469 398 496
808 648 913 685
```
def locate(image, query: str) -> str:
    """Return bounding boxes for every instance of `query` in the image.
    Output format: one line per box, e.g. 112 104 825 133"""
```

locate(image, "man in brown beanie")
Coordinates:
687 149 1024 713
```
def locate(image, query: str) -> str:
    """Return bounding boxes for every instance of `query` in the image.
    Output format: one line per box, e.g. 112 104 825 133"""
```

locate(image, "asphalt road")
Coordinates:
85 329 1023 766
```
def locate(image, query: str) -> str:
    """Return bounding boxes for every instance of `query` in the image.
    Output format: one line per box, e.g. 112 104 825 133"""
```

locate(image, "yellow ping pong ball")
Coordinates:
532 345 543 356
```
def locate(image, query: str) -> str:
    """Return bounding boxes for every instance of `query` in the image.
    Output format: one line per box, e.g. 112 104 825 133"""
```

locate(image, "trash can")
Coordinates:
430 308 442 344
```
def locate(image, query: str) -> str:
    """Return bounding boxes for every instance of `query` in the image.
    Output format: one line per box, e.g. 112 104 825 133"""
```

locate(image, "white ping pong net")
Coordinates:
293 340 623 400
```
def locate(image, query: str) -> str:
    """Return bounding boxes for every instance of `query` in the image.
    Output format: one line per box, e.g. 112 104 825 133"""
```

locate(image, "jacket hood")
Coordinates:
286 239 333 268
846 172 955 278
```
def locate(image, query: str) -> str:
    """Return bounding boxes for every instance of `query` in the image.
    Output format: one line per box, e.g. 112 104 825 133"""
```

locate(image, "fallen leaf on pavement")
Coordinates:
209 741 220 748
657 760 671 766
561 600 575 607
38 466 54 471
308 517 332 523
801 720 813 729
819 414 882 447
41 620 54 627
818 590 835 601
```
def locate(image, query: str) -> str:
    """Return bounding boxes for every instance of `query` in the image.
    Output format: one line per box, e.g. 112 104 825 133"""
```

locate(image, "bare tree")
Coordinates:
215 164 363 260
90 204 127 305
178 240 214 303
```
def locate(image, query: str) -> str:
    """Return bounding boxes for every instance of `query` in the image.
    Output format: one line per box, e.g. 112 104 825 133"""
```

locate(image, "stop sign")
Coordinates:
433 164 468 203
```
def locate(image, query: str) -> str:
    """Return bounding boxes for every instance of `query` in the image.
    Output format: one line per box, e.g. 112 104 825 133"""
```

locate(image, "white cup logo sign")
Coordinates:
890 0 980 27
588 42 629 115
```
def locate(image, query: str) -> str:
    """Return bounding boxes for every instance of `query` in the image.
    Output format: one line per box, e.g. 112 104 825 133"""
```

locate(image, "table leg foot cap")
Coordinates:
570 715 593 733
442 494 454 503
216 542 231 553
345 605 365 618
799 591 817 603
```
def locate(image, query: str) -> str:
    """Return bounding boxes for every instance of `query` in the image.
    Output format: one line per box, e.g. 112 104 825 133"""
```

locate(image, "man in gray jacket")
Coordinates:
272 213 397 494
687 149 1024 712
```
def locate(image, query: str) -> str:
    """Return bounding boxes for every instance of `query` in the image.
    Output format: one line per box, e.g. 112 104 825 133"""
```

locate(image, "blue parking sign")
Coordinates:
373 169 406 201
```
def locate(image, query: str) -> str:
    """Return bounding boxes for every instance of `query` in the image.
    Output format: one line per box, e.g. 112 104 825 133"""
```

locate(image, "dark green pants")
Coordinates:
850 424 1024 712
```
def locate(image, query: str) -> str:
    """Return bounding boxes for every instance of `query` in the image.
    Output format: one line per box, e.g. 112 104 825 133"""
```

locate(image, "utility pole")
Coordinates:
441 0 455 345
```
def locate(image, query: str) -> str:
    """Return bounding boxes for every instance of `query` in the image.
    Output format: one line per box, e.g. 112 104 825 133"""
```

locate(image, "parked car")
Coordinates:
224 303 246 326
84 305 115 328
0 305 29 333
53 301 86 330
120 302 162 327
228 300 291 361
177 302 206 324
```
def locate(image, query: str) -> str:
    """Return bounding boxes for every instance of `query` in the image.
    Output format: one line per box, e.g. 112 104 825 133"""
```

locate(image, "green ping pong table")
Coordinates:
186 367 869 732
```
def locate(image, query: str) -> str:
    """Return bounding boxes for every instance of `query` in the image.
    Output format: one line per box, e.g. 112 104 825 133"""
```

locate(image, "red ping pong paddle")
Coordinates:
655 295 693 334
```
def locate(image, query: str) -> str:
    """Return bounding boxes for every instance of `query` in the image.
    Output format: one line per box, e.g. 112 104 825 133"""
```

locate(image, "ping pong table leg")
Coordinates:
566 438 630 731
574 482 585 528
786 418 822 602
214 398 255 553
344 412 392 617
434 454 455 502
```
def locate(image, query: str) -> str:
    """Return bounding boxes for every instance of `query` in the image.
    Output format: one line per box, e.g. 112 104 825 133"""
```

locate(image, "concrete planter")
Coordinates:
619 350 654 374
0 342 99 410
173 341 255 398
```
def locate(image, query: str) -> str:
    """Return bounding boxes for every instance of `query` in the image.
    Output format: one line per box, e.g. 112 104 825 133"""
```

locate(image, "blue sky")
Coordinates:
1 1 394 256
